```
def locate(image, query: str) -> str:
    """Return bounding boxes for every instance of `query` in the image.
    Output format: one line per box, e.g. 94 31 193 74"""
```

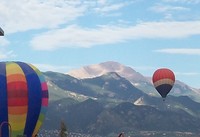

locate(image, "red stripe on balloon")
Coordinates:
7 82 27 91
152 68 175 83
8 98 28 106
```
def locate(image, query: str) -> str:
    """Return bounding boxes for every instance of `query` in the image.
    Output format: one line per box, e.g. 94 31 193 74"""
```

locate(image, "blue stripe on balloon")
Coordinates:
0 62 9 136
17 62 42 136
156 84 173 98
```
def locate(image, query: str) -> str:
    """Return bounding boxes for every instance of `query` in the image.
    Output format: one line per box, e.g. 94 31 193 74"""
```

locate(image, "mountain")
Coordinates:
44 72 90 102
82 72 145 101
172 80 200 101
44 70 200 116
44 71 146 103
42 98 200 136
133 95 200 118
40 61 200 136
67 61 200 102
43 98 104 131
67 61 148 83
92 101 200 135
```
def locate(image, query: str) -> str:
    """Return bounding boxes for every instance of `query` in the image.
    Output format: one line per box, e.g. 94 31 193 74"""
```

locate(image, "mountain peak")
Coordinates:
98 61 123 70
67 61 148 83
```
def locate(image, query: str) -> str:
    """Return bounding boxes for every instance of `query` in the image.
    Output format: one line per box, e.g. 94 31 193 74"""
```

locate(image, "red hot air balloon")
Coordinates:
0 61 48 137
152 68 175 100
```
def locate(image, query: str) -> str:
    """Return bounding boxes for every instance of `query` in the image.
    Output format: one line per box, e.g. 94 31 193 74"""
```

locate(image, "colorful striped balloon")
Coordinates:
152 68 175 100
0 62 48 137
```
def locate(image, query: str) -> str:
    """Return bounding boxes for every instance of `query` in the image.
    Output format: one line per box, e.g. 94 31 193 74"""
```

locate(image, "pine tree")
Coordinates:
59 121 68 137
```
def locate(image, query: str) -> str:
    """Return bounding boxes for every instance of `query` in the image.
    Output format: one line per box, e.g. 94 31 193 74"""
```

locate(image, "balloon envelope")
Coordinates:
0 62 48 137
152 68 175 99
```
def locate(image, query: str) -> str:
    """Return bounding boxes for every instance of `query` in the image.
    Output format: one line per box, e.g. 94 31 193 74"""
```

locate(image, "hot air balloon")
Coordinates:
0 61 48 137
152 68 175 100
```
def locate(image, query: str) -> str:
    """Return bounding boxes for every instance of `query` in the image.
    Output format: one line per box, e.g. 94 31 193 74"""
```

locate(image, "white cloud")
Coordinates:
30 21 200 50
155 48 200 55
0 0 86 34
94 2 128 13
30 25 128 50
150 4 189 13
0 0 135 34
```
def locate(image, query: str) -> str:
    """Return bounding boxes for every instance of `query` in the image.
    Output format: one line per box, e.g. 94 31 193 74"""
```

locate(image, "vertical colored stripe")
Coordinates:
0 62 8 137
6 62 28 137
17 62 42 137
30 64 49 136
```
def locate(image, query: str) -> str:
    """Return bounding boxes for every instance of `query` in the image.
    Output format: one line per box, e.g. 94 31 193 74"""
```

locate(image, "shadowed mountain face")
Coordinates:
44 71 145 102
43 98 200 136
92 102 200 135
41 61 200 136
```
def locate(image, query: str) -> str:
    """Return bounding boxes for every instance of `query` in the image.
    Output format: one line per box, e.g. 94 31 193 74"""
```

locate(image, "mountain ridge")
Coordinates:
66 61 200 101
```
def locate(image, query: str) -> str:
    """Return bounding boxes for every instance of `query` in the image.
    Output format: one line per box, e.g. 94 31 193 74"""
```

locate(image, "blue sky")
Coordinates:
0 0 200 88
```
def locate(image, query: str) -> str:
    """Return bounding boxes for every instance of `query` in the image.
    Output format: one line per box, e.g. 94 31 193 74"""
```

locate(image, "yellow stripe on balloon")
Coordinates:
32 120 42 137
8 106 28 115
6 63 24 75
8 113 27 134
29 64 42 75
32 112 45 136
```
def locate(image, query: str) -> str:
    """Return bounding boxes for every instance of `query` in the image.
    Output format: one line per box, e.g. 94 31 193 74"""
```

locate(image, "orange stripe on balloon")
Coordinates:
8 106 28 115
6 74 26 83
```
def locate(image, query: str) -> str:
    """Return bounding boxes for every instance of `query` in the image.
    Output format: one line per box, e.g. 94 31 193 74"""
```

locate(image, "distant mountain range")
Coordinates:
41 61 200 137
67 61 200 101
